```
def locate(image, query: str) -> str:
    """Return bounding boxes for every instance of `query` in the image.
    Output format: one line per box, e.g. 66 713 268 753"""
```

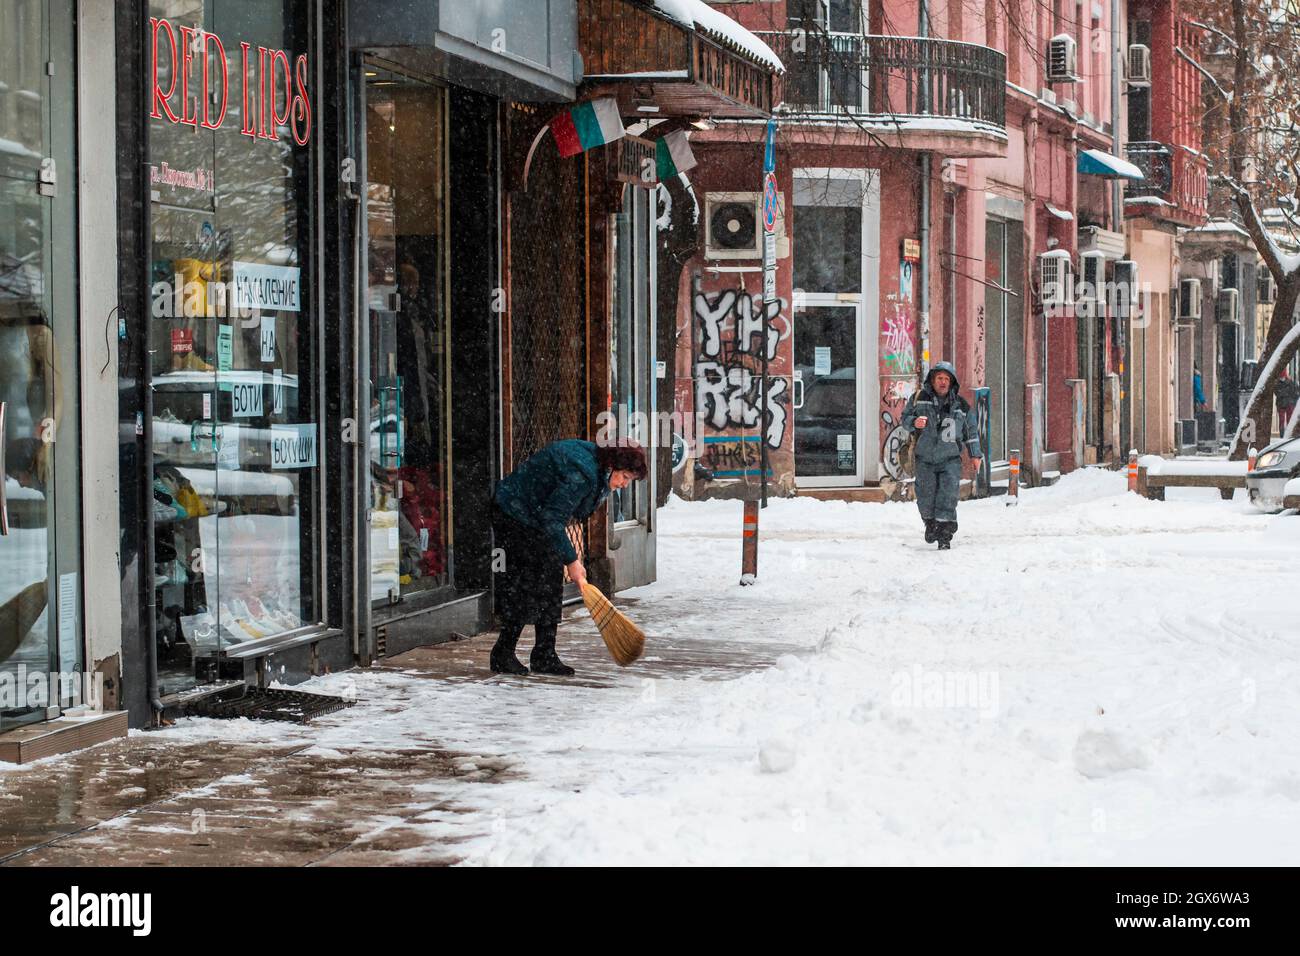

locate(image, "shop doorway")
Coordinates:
983 216 1026 464
792 169 878 487
1 0 82 731
363 63 453 611
607 183 658 588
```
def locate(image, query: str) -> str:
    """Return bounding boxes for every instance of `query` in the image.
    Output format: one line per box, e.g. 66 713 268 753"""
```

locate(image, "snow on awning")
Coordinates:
650 0 784 72
1045 204 1073 220
1077 148 1144 180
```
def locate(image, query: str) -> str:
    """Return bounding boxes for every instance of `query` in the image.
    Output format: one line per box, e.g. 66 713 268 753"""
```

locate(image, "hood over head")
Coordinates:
925 361 961 395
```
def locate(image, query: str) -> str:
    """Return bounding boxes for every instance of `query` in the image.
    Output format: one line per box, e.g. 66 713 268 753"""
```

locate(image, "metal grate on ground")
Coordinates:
185 687 355 723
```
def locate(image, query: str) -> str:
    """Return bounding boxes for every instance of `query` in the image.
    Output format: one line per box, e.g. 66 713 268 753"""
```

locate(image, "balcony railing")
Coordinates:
1125 141 1209 226
756 32 1006 131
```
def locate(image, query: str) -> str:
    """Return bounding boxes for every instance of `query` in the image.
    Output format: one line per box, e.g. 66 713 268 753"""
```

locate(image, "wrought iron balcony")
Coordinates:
1124 141 1209 227
756 31 1006 135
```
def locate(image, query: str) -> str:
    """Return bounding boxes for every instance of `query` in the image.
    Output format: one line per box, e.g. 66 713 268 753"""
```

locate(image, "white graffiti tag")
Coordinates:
695 362 788 449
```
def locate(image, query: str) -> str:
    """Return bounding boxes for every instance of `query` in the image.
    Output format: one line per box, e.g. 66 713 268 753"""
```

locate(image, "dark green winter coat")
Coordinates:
494 439 610 564
902 361 982 463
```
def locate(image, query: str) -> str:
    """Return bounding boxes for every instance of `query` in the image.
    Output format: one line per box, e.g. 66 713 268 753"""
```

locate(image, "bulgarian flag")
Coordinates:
656 129 697 179
550 98 625 158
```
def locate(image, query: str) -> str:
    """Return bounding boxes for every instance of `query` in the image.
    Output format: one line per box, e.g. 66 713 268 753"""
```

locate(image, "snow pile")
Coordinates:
1138 455 1248 477
30 469 1297 865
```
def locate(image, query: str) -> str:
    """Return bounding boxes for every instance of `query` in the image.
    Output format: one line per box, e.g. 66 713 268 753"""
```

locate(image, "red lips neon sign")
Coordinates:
150 17 312 146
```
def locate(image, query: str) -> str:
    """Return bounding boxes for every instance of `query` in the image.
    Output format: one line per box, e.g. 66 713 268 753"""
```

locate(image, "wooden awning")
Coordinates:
578 0 782 118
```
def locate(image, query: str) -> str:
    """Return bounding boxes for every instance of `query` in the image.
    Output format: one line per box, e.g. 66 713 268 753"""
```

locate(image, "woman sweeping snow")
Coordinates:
490 439 648 675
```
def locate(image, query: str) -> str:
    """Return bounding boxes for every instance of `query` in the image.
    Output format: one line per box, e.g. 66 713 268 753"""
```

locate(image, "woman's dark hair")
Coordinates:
596 441 648 480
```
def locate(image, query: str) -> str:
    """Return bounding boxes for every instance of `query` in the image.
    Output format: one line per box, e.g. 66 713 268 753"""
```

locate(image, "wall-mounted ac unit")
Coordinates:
1047 34 1079 83
1177 277 1202 322
1216 287 1240 324
1258 271 1276 304
1114 259 1138 316
1039 251 1074 308
704 193 761 259
1127 44 1152 88
1078 251 1107 318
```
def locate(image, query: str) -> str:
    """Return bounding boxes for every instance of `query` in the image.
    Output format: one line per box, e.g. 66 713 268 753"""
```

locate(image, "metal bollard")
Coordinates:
740 498 758 585
1127 448 1139 493
1007 449 1020 506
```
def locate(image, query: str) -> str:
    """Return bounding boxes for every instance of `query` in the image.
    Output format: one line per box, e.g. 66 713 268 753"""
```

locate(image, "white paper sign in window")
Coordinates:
271 423 318 469
234 261 302 313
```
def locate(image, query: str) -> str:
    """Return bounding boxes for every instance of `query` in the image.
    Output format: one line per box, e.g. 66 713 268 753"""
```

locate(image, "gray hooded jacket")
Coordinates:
901 362 983 463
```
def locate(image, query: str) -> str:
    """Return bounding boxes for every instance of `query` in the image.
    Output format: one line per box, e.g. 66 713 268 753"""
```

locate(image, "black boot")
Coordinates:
936 521 956 550
530 622 574 676
490 625 528 675
923 518 937 543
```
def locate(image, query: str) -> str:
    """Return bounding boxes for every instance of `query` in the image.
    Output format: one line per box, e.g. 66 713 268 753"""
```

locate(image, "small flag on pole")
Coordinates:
656 129 697 179
549 98 625 158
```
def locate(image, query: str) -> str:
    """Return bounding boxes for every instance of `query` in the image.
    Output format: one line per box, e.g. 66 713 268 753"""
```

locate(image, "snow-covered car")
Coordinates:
1245 436 1300 512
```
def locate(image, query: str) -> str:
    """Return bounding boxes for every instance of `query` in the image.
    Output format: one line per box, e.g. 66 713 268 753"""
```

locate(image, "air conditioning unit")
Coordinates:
1216 287 1240 324
1078 251 1107 318
1127 44 1152 88
1177 277 1202 322
1258 271 1276 304
704 193 761 259
1047 34 1078 83
1039 251 1074 308
1114 260 1138 316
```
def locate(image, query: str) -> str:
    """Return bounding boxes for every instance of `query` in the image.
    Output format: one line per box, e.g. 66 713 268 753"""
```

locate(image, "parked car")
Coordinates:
1246 436 1300 513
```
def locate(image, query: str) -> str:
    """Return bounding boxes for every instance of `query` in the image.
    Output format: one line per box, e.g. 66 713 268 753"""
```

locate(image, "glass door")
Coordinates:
1 0 80 730
794 304 863 484
364 63 451 608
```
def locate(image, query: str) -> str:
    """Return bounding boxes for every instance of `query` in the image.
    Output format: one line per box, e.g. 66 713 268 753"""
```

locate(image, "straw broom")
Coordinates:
580 582 644 666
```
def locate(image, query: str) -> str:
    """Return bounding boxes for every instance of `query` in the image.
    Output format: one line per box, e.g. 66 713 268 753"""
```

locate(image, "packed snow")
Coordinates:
27 470 1300 865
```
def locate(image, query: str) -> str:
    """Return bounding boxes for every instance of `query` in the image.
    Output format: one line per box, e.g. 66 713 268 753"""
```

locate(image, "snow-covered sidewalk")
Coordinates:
5 470 1298 866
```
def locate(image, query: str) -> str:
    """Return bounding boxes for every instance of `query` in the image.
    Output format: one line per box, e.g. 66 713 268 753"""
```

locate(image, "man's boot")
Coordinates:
936 520 957 550
490 625 528 675
530 621 575 676
923 518 937 543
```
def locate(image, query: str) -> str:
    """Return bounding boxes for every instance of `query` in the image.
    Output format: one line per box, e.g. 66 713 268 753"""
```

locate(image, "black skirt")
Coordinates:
492 504 565 627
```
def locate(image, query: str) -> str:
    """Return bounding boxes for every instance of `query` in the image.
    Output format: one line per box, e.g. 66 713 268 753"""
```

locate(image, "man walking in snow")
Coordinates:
902 361 982 549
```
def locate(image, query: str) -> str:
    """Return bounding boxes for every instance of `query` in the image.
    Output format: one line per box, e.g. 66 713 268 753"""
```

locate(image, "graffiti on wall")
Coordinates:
879 378 917 480
693 288 790 454
881 303 916 375
973 304 986 386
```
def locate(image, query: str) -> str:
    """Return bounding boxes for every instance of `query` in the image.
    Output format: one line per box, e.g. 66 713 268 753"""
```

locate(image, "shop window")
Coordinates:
364 65 450 606
2 0 82 727
147 1 321 695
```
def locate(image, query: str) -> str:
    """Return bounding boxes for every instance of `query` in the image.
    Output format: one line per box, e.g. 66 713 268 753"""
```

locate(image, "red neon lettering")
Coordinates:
150 17 180 123
201 31 228 130
178 26 198 128
292 54 312 145
270 49 292 132
239 42 256 139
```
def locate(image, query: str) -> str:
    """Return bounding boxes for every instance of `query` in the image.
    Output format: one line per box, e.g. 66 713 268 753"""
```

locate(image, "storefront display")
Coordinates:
1 0 82 730
147 0 320 695
364 64 450 608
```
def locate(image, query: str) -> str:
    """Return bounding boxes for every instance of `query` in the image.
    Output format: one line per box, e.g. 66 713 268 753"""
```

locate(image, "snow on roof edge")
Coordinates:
648 0 784 74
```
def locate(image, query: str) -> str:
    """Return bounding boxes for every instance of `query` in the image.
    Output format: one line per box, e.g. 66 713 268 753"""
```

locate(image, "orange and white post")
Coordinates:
1127 449 1139 493
1007 449 1020 506
1248 446 1258 472
740 499 759 585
